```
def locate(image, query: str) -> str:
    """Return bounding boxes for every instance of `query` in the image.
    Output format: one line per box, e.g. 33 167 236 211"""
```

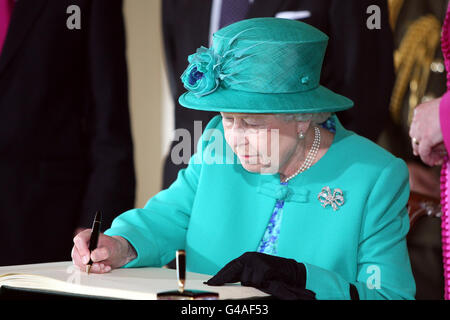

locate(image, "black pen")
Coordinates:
86 210 102 274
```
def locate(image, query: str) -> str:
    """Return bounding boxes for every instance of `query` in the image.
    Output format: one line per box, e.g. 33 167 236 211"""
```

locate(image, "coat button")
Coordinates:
275 186 289 200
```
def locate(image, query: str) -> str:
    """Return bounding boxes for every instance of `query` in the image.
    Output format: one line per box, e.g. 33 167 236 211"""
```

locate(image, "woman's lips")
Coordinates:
241 155 259 161
235 150 258 159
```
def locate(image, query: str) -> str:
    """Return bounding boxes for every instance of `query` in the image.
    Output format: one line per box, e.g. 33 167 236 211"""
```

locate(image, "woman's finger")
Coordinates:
418 139 434 166
429 151 445 166
411 139 419 156
91 246 111 263
411 134 421 156
71 245 86 269
89 262 112 274
73 229 92 263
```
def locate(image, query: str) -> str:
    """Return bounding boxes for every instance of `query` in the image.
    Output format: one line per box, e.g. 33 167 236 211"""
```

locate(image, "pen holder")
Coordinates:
157 250 219 300
157 289 219 300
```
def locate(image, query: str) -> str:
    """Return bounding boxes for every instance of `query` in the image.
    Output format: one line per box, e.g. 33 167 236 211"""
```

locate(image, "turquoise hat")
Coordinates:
178 18 354 114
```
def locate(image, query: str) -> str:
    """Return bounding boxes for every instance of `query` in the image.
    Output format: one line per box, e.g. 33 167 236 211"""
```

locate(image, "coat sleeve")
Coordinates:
79 0 136 229
104 115 222 268
440 91 450 153
304 158 416 300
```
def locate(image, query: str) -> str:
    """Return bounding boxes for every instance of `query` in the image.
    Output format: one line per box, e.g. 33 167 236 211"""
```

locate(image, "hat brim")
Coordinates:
178 85 354 114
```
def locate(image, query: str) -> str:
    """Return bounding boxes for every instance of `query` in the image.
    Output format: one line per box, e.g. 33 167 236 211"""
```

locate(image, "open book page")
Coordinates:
0 262 269 300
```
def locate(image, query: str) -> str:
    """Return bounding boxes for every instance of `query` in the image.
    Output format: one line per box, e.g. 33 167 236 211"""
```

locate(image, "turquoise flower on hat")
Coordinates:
181 46 221 97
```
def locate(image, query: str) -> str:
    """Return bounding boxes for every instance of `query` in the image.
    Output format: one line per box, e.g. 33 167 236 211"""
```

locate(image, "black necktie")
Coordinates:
219 0 251 29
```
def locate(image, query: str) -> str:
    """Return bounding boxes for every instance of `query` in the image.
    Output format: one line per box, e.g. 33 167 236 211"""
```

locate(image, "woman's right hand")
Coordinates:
72 229 137 273
409 97 446 166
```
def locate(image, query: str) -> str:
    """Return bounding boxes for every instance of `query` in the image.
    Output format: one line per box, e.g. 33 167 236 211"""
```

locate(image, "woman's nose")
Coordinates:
228 130 248 147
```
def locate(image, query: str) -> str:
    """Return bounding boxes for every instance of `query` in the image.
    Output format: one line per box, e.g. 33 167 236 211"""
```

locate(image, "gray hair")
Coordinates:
275 112 332 124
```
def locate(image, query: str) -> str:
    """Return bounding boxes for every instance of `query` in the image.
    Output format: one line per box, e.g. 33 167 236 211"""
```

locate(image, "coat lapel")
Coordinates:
0 0 48 75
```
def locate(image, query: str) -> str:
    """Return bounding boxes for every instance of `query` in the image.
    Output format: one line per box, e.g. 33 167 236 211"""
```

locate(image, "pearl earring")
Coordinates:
298 131 305 140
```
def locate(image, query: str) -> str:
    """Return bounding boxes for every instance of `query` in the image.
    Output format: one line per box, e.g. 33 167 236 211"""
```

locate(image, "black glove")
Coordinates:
205 252 316 300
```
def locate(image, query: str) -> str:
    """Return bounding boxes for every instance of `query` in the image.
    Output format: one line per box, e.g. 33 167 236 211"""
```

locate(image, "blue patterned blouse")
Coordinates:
256 117 336 255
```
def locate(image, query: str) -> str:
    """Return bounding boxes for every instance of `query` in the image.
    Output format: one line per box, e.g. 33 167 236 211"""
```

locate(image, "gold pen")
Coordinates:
176 250 186 293
156 249 219 300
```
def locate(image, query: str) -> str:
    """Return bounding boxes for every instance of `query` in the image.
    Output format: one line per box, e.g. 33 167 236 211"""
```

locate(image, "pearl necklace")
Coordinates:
282 126 321 183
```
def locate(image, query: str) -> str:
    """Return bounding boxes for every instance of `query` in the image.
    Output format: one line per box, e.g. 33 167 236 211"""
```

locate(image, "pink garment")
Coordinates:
0 0 14 54
442 93 450 153
441 158 450 301
440 3 450 301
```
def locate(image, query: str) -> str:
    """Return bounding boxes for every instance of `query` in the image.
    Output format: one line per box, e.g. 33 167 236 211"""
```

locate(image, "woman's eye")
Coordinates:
244 121 262 127
222 117 263 128
222 118 234 126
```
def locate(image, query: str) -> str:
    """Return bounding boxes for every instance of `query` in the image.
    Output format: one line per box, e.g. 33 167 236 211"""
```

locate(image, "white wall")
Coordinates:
123 0 174 207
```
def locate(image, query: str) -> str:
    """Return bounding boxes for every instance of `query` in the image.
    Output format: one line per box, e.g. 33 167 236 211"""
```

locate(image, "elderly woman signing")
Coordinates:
72 18 415 300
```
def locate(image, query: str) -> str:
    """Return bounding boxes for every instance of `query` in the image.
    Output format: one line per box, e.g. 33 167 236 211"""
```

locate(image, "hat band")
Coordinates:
181 38 326 97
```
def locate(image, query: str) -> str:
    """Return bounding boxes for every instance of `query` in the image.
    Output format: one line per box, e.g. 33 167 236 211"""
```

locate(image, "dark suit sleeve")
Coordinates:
322 0 394 142
80 0 135 229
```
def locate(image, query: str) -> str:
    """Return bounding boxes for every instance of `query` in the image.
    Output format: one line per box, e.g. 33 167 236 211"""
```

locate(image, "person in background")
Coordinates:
161 0 395 190
376 0 449 300
409 2 450 300
0 0 135 266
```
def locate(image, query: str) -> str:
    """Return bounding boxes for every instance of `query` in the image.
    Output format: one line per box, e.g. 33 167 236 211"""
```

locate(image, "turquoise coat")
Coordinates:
105 115 416 300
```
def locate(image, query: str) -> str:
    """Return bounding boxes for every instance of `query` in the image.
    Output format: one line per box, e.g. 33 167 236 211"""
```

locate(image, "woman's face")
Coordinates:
221 112 303 174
